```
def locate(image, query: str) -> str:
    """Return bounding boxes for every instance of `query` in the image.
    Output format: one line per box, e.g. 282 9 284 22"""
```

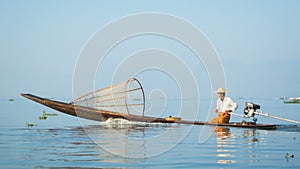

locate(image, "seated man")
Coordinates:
210 88 238 124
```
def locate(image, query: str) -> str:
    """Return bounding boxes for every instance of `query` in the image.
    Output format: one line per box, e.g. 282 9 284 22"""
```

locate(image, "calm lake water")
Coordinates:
1 97 300 168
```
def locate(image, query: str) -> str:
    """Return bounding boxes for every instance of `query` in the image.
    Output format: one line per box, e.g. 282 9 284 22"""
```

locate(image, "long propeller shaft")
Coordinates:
255 112 300 124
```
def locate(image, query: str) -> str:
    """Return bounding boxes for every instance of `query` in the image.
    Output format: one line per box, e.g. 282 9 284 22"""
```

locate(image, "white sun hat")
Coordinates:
214 88 229 93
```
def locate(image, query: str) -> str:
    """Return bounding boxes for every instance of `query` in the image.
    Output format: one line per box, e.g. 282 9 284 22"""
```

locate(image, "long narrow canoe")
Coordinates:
20 93 277 130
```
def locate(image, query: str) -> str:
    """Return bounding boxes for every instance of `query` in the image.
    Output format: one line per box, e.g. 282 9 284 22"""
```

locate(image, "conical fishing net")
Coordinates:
72 78 145 116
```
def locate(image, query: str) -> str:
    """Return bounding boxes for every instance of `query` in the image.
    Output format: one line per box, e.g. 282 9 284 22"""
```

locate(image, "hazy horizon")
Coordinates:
1 1 300 100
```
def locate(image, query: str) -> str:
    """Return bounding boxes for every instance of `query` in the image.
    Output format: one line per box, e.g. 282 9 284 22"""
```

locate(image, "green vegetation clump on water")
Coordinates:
26 111 58 127
39 111 58 120
26 123 38 127
39 115 47 120
285 153 295 159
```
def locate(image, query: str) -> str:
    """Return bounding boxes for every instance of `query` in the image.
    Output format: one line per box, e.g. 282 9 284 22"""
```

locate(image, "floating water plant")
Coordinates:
26 123 38 127
38 111 57 120
42 111 58 116
285 153 294 158
39 115 47 120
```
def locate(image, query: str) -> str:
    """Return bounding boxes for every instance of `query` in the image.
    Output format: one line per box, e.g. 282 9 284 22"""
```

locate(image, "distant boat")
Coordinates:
279 96 287 100
284 97 300 104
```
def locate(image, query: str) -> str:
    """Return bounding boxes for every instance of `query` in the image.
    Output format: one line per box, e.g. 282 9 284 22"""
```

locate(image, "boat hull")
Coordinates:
20 93 277 130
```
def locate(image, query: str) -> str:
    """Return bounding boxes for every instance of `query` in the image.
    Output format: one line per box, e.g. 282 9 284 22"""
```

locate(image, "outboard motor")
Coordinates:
244 102 260 123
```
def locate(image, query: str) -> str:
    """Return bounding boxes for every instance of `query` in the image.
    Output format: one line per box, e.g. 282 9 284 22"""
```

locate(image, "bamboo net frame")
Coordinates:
72 78 145 116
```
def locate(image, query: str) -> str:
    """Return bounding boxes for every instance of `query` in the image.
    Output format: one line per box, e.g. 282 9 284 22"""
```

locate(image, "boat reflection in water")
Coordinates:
82 118 190 159
214 127 237 164
214 127 266 165
83 119 148 159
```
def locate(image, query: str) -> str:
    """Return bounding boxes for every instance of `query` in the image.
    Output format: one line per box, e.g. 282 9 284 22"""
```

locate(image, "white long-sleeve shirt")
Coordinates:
216 96 238 112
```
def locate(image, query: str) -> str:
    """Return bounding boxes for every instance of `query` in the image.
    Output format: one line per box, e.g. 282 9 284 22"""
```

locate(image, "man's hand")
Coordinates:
215 109 218 113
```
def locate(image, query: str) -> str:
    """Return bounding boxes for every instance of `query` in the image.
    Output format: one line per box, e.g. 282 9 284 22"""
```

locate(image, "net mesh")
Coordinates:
72 78 145 116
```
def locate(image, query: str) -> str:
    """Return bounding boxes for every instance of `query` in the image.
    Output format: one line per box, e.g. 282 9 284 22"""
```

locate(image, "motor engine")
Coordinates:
244 102 260 117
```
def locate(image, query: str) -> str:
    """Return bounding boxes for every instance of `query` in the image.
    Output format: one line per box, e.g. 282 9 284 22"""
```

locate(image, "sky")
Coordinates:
1 0 300 100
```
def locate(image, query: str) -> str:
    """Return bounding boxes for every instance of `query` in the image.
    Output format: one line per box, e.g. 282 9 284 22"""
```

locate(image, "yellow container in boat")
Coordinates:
165 116 181 122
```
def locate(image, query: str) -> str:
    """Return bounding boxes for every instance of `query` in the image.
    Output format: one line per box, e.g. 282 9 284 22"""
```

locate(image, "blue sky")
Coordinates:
1 0 300 99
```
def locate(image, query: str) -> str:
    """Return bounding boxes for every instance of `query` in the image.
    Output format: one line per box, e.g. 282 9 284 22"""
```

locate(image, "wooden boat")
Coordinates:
20 93 277 130
284 97 300 104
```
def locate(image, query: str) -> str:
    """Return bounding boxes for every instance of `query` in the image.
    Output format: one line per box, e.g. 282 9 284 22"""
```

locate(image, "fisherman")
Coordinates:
210 88 238 124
